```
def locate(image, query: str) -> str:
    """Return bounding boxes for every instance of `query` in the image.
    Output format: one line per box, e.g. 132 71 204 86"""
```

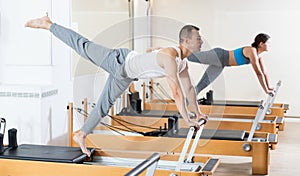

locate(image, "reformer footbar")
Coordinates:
247 80 281 142
175 118 207 172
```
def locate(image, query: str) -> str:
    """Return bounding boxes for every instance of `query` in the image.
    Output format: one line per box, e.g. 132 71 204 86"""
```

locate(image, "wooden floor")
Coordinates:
212 118 300 176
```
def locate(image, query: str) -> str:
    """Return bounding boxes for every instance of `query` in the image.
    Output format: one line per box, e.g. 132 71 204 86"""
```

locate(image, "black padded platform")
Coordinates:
211 100 262 107
0 144 95 163
175 128 246 141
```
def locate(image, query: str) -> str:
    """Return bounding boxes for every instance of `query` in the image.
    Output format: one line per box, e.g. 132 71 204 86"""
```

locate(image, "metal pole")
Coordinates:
124 153 160 176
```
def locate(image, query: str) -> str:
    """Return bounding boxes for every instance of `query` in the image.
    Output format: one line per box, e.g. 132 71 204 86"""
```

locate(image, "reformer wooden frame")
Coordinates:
79 100 277 175
83 98 282 142
143 81 288 117
144 101 286 117
82 98 280 135
0 149 219 176
85 133 275 175
67 102 220 176
111 114 279 135
142 81 289 117
0 103 220 176
141 82 286 131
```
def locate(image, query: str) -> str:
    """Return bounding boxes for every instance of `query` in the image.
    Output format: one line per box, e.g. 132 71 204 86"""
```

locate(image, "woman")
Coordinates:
188 33 274 95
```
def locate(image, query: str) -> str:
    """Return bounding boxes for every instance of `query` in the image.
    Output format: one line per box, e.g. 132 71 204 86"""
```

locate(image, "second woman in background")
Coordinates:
188 33 274 95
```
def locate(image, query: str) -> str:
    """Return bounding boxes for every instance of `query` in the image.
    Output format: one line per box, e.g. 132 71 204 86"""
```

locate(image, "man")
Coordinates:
25 16 207 156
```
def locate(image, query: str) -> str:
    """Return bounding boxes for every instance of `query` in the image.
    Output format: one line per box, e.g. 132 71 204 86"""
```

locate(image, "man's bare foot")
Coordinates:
25 16 52 30
73 131 91 157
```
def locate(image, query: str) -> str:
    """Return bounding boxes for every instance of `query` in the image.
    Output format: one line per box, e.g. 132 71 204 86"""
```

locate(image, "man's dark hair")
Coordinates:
179 25 200 43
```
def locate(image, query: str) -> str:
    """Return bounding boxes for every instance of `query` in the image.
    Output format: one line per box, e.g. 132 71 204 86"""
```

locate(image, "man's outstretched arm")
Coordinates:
158 49 199 128
179 65 208 121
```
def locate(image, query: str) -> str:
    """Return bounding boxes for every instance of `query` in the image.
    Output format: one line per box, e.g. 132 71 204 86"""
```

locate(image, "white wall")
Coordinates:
71 0 131 117
72 0 130 77
0 0 73 145
151 0 300 116
0 0 53 85
0 0 299 147
49 0 73 145
0 0 132 146
0 85 57 144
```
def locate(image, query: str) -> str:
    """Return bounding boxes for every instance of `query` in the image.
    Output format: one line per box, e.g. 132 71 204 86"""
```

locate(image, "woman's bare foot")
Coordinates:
73 131 91 157
25 16 52 30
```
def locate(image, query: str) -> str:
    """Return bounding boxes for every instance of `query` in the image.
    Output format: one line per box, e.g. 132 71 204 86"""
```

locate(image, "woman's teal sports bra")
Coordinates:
233 47 250 65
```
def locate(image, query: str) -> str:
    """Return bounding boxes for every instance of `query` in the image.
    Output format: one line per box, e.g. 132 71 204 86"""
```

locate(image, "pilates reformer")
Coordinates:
118 85 280 148
77 100 277 175
143 80 287 118
68 103 220 176
118 80 284 134
87 127 275 175
0 116 219 176
80 88 279 135
116 105 278 135
197 85 288 114
141 80 285 131
83 123 275 175
0 147 216 176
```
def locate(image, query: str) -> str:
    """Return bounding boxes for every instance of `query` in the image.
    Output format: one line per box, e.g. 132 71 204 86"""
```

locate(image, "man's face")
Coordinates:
188 29 203 52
